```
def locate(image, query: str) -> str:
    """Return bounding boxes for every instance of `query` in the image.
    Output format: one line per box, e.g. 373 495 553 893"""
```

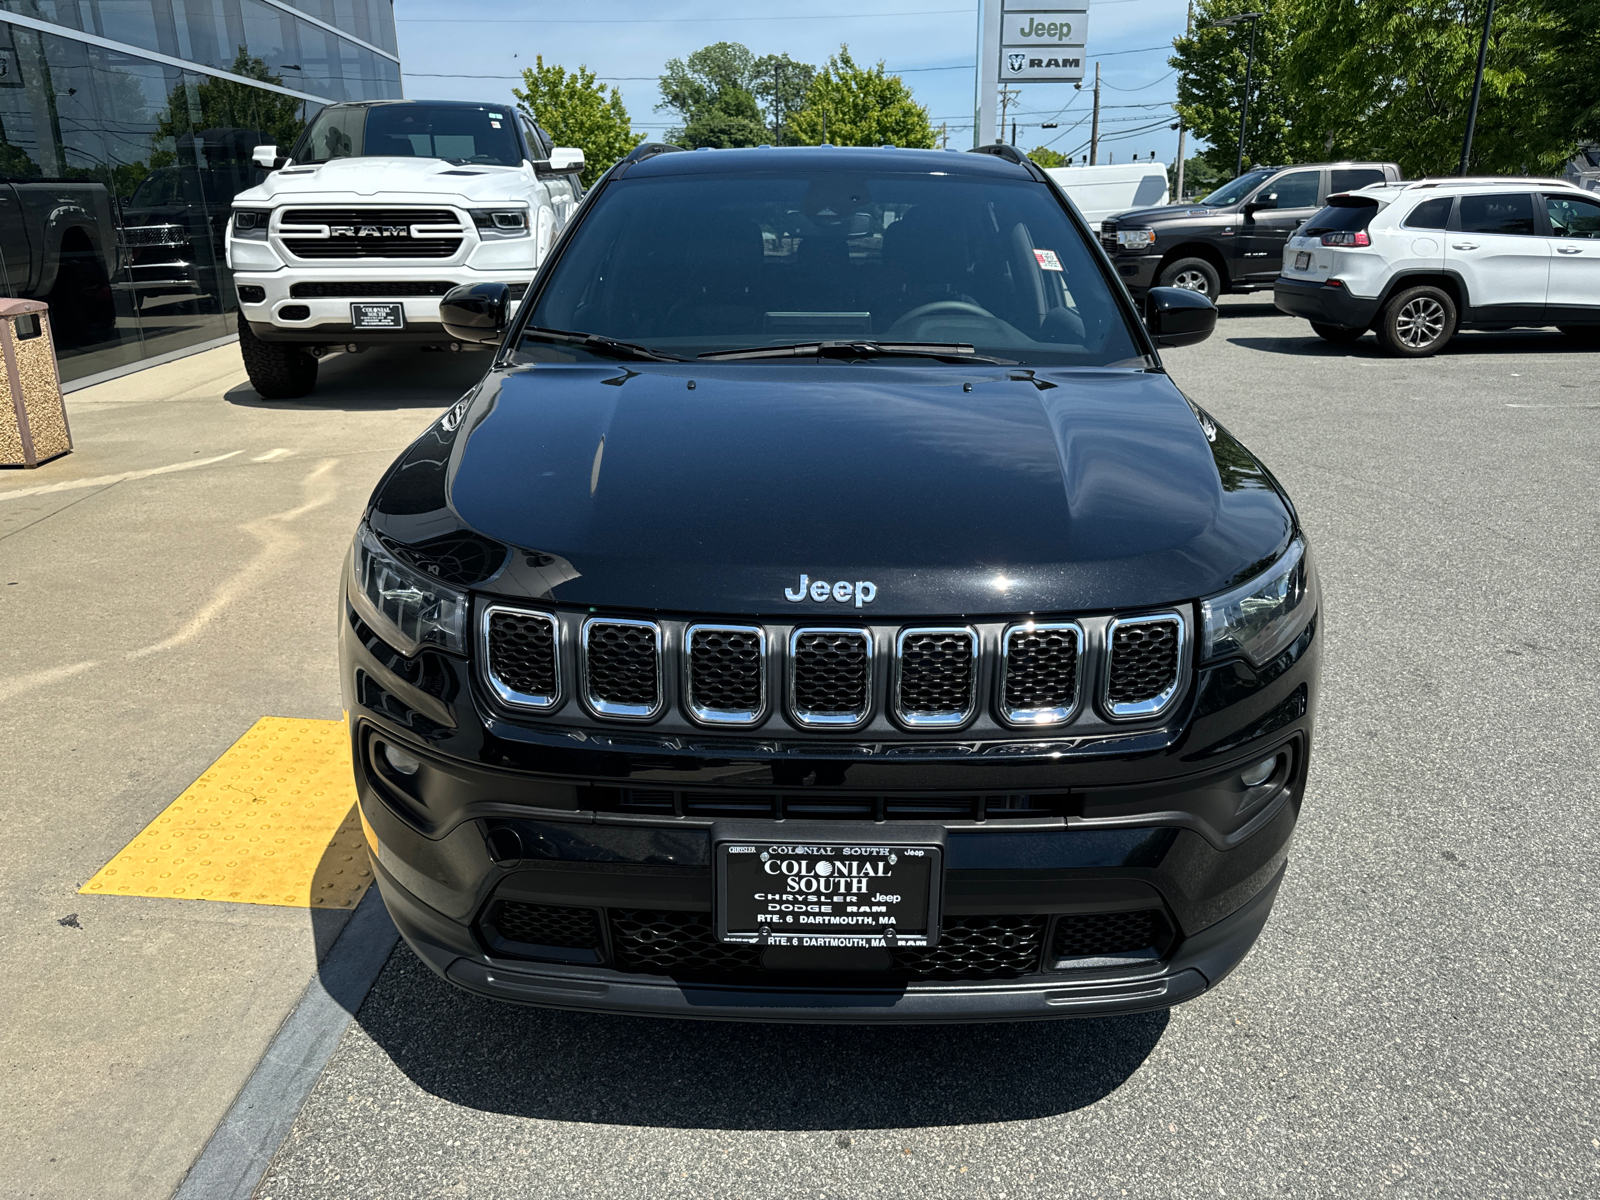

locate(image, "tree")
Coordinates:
1528 0 1600 152
788 46 937 148
751 54 815 145
514 56 643 187
1170 0 1306 176
657 42 768 148
1027 146 1068 168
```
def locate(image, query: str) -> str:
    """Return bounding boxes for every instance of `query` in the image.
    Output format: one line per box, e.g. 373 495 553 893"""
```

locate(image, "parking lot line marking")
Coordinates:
0 450 242 502
80 716 371 908
252 448 294 461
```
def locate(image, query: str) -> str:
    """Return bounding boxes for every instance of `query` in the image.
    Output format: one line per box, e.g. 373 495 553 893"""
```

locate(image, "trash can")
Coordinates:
0 298 71 468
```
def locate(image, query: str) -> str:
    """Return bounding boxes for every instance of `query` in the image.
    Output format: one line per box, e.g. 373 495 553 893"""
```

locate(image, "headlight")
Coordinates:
1116 228 1156 250
1200 537 1316 666
470 208 530 239
348 524 469 656
232 209 270 240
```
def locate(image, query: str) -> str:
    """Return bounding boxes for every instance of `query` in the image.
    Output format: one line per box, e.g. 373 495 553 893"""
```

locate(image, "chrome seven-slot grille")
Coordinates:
480 606 1187 731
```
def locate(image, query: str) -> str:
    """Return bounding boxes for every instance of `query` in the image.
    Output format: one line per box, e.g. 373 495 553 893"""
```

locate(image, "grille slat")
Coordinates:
895 627 977 726
582 786 1072 822
584 619 662 718
790 628 871 726
686 624 765 723
484 607 558 709
290 281 457 298
1106 616 1182 716
279 207 463 261
1002 622 1082 724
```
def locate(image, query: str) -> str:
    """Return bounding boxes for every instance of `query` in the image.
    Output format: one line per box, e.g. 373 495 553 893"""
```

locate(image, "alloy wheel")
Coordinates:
1173 269 1211 295
1396 296 1446 349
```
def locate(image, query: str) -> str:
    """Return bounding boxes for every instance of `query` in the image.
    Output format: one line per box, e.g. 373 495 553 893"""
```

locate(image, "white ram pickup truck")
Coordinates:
226 99 582 398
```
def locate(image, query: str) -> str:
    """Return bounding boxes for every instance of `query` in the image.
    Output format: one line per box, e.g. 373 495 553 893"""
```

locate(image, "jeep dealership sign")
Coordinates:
999 3 1088 82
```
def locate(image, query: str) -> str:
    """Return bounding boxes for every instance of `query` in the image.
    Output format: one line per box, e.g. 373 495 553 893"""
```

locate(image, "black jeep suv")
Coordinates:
341 143 1321 1022
1100 161 1401 300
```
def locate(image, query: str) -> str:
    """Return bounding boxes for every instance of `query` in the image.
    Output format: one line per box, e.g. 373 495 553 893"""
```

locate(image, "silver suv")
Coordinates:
1273 178 1600 355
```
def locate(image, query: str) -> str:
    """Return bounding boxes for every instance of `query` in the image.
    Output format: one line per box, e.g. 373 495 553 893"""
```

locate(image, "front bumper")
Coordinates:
1109 252 1162 294
1273 275 1382 330
233 265 530 342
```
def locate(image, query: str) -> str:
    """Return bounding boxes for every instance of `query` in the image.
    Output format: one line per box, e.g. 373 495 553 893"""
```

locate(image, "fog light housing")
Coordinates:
382 742 421 776
1240 756 1277 788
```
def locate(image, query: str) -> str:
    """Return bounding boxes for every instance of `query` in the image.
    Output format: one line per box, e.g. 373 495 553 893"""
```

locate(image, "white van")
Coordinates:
1044 161 1170 226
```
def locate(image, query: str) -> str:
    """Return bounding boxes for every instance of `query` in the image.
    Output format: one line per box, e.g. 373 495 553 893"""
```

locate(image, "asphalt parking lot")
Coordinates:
6 301 1599 1199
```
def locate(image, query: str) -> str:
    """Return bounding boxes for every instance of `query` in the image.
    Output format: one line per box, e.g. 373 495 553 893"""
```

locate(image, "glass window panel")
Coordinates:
1545 193 1600 240
1459 193 1535 236
1264 170 1319 209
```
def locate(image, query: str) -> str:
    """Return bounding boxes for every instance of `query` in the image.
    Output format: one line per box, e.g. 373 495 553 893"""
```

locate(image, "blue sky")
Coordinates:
392 0 1198 164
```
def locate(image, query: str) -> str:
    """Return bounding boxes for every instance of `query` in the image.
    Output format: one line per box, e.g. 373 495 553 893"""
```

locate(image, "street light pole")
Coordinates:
1459 0 1497 175
1235 15 1259 178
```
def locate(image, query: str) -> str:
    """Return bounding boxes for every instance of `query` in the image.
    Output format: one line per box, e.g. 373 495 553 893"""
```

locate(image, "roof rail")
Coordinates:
1404 175 1576 190
967 143 1030 166
619 142 687 166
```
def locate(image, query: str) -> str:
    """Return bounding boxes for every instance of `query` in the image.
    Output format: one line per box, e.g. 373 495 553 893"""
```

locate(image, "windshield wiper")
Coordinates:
698 340 1014 365
521 326 685 363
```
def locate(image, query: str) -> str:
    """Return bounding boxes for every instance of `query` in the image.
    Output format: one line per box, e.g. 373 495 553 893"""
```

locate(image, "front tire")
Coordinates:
1375 285 1455 357
1157 256 1222 299
1311 321 1364 343
238 312 318 399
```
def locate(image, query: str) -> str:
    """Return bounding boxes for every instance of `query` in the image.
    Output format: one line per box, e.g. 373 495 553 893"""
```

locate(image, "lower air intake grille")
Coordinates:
686 625 764 722
609 910 763 973
290 281 456 298
1051 909 1164 959
485 901 601 950
486 609 558 706
1106 616 1181 711
891 915 1047 978
791 629 871 725
584 620 661 716
895 628 976 725
1002 623 1081 722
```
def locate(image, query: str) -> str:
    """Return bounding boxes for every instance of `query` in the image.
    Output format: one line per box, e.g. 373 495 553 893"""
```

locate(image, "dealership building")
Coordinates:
0 0 402 383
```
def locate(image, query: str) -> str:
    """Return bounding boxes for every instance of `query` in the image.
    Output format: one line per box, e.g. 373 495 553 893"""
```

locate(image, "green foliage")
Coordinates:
514 56 643 187
1173 150 1232 199
658 42 768 148
156 50 306 153
1529 0 1600 150
1170 0 1301 173
1027 146 1068 168
751 53 815 145
788 46 937 149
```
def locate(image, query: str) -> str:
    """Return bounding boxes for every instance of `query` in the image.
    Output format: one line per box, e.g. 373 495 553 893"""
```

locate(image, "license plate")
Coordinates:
350 302 404 329
716 840 941 948
1294 251 1312 271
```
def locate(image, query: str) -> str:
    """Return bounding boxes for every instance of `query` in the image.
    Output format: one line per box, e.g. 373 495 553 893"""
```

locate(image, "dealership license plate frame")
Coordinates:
350 302 405 329
714 827 943 949
1294 250 1312 271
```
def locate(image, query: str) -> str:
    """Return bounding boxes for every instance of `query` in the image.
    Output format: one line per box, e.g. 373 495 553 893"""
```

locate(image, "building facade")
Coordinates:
0 0 402 383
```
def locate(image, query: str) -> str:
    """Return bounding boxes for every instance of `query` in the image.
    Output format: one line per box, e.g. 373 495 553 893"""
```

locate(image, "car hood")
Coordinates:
367 362 1294 617
235 157 529 205
1111 203 1229 225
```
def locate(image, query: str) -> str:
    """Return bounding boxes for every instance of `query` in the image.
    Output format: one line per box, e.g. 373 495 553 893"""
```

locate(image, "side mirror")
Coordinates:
1244 192 1278 214
547 147 584 173
252 144 286 170
1144 286 1217 348
440 282 510 345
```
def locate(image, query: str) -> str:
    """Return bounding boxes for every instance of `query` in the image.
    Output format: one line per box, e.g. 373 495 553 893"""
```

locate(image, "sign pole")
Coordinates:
978 0 1003 145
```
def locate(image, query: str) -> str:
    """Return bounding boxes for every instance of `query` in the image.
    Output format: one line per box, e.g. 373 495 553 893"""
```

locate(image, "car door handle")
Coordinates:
1557 246 1583 254
1451 242 1478 250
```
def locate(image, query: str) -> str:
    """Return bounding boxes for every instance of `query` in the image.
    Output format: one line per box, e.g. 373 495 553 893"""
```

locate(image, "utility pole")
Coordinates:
1460 0 1497 174
1175 0 1192 199
1089 61 1101 165
1011 119 1017 146
997 85 1020 145
939 121 949 149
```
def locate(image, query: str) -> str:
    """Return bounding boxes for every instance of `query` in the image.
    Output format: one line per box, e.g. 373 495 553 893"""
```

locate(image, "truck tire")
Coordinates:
1157 257 1221 299
1311 322 1364 343
1374 285 1455 357
238 313 317 399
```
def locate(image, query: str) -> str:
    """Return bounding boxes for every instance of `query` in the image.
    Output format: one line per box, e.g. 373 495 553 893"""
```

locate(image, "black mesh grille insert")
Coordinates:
610 909 763 973
792 630 870 720
582 787 1076 821
291 281 456 298
284 238 462 260
687 627 763 717
897 630 975 719
487 901 601 949
1004 625 1080 716
487 610 557 701
892 915 1047 978
1051 910 1163 959
585 621 660 711
1107 618 1180 706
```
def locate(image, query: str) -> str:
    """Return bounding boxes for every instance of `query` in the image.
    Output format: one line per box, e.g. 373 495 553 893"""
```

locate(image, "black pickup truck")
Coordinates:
1098 161 1402 299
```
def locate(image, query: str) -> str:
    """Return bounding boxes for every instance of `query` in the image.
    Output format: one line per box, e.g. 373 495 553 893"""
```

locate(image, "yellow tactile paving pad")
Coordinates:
81 717 372 908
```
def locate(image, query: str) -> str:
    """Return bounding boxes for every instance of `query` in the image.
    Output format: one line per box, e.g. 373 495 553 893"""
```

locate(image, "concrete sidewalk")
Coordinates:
0 344 485 1199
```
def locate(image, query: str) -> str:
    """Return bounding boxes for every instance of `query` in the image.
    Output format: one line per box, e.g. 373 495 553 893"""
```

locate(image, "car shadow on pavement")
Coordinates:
352 943 1168 1129
1228 330 1586 357
1216 299 1281 319
226 347 490 411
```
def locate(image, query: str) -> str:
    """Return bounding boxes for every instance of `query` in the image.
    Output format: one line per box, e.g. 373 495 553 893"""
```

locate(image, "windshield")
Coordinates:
523 168 1144 366
1199 169 1275 207
294 104 522 166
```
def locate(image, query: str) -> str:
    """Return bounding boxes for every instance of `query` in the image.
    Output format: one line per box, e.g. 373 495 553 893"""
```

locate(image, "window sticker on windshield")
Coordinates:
490 121 501 128
489 112 503 119
1033 248 1064 271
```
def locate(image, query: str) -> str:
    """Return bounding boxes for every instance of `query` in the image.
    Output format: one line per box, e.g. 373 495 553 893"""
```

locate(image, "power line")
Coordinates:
1102 69 1177 92
405 63 978 80
399 7 977 23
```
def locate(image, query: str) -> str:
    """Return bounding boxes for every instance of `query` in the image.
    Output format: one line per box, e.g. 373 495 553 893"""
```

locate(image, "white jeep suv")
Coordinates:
227 100 583 398
1274 177 1600 356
